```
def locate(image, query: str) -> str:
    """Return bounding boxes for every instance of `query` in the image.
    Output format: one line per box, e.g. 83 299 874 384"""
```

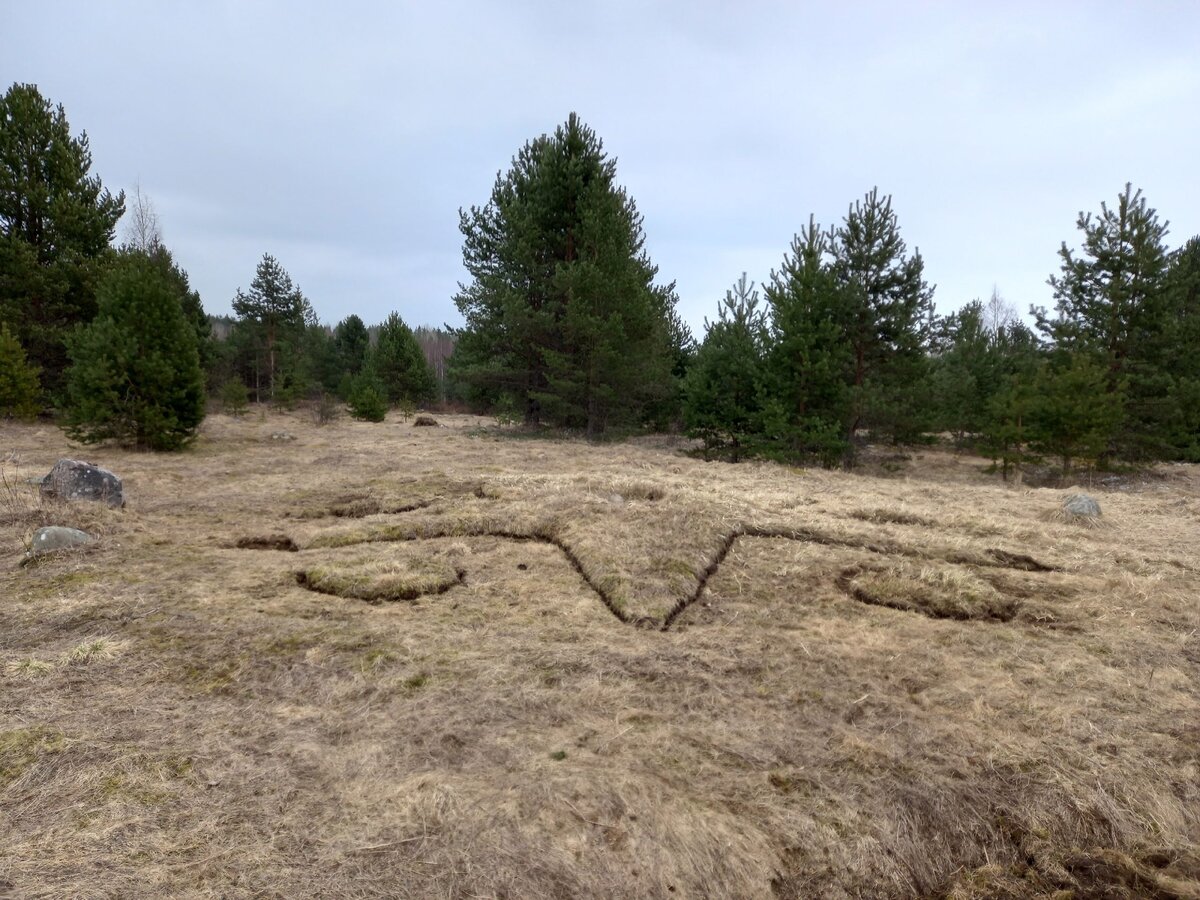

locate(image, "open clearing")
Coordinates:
2 411 1199 898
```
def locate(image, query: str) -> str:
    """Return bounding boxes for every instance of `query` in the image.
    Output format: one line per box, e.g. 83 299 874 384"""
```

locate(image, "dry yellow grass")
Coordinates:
1 409 1198 898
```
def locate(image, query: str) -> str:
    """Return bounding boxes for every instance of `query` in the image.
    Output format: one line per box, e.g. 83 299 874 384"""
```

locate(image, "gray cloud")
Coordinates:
5 1 1198 336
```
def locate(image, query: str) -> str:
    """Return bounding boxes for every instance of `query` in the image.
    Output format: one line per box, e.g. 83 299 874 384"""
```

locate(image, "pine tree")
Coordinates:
0 83 125 397
231 254 315 402
369 311 435 406
682 275 770 462
347 375 388 422
1037 184 1170 460
0 321 41 418
140 244 214 384
116 189 215 386
1159 237 1200 459
928 300 1001 446
1028 353 1124 477
762 218 850 465
453 113 680 435
63 251 204 450
829 188 934 446
979 321 1043 482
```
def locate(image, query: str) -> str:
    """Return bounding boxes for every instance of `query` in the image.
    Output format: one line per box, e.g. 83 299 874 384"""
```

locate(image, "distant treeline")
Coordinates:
206 311 456 408
1 83 1197 472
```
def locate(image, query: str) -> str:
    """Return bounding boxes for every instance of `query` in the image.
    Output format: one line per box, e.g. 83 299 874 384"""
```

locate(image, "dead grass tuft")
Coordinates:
839 562 1022 621
849 506 935 527
234 534 299 551
945 843 1200 899
61 636 127 664
4 658 55 679
297 555 466 603
616 480 666 501
1043 506 1111 529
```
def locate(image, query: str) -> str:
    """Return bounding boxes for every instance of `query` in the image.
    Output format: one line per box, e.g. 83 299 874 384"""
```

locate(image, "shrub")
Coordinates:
348 379 387 422
314 392 341 426
221 379 250 417
0 323 41 419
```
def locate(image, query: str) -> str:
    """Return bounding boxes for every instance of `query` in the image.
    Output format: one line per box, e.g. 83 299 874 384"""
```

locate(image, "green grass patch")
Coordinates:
0 726 65 787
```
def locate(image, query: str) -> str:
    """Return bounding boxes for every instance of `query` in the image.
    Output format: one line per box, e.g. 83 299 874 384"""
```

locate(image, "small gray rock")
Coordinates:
40 459 124 508
269 431 297 442
28 526 96 557
1063 493 1101 518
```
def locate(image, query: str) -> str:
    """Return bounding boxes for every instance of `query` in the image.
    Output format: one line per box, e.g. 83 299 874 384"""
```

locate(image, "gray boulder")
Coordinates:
40 460 125 508
1063 493 1101 518
28 526 96 558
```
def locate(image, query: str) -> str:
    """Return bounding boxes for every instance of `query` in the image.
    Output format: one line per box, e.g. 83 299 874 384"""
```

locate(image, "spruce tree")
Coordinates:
454 113 680 435
347 376 388 422
63 251 205 450
143 244 215 384
0 83 125 397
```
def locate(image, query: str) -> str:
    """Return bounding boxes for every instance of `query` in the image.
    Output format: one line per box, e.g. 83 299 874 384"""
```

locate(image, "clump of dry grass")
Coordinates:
614 480 666 502
945 843 1200 898
61 636 127 664
849 506 935 527
1 459 53 533
1043 506 1111 529
4 658 55 679
297 556 465 603
840 561 1022 621
234 534 299 551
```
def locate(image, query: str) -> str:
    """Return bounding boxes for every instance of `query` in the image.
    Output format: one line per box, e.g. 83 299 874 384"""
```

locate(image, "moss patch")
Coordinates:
0 727 65 787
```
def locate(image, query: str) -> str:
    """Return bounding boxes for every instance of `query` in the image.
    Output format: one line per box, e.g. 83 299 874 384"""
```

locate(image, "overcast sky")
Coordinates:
5 1 1199 335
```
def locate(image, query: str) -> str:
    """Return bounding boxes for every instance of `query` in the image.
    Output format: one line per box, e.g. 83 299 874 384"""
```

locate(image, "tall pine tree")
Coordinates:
1037 184 1171 460
453 113 680 436
829 188 934 447
762 218 850 465
231 254 315 402
0 83 125 398
1158 236 1200 459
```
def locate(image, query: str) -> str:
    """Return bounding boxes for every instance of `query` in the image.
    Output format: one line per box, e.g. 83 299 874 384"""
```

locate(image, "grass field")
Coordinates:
2 410 1199 898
